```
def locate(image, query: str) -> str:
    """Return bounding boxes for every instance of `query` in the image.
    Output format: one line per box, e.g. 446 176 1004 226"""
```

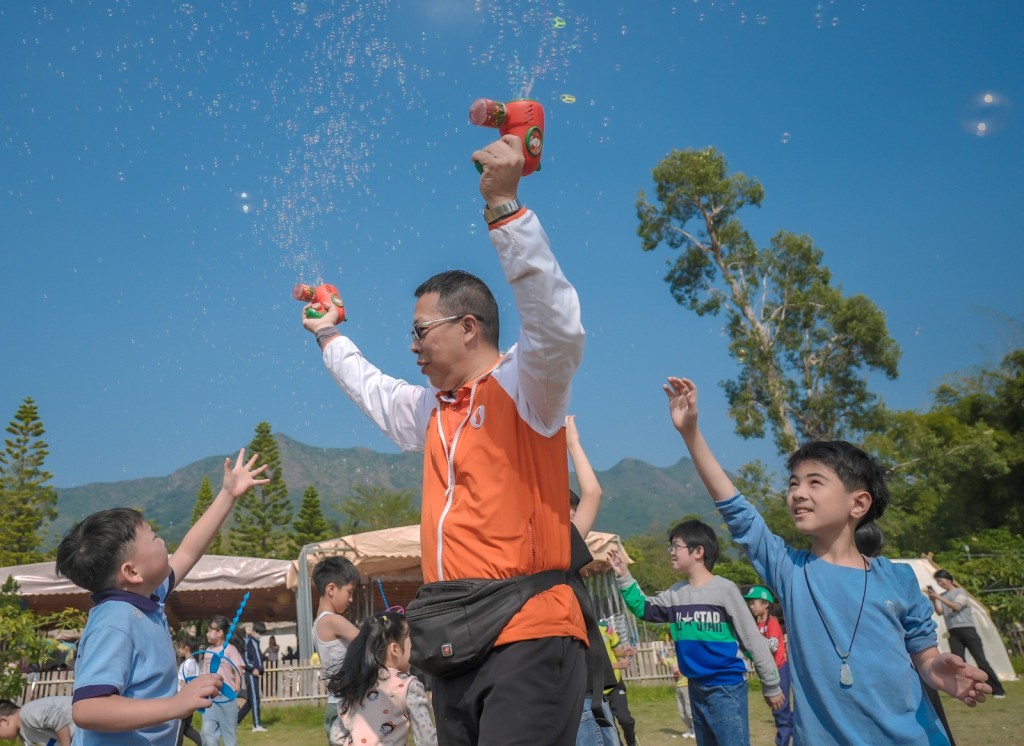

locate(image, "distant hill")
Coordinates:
51 433 712 546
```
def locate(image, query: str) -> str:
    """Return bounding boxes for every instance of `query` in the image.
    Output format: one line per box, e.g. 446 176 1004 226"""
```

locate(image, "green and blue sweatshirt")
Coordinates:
617 572 781 695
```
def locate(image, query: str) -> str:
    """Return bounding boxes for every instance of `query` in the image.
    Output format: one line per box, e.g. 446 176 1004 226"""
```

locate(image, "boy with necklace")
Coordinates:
663 376 991 745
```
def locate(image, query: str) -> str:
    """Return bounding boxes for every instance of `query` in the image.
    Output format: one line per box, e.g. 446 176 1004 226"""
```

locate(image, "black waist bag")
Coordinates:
406 569 568 678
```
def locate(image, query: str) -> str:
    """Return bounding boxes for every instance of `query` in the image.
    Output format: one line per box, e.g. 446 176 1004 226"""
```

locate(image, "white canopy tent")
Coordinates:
1 555 295 625
893 557 1016 682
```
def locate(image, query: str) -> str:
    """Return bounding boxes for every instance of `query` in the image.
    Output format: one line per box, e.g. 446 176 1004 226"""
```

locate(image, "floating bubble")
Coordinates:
560 93 577 104
736 347 749 363
780 132 791 144
961 91 1011 137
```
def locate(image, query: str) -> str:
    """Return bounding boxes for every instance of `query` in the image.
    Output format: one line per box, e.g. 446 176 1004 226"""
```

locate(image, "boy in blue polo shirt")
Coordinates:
55 449 268 745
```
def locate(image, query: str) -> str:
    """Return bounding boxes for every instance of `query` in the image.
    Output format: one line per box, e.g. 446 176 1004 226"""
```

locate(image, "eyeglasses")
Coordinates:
411 314 463 342
668 543 693 555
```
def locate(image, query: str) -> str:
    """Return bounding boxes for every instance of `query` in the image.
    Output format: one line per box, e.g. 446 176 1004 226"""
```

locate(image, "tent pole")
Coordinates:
296 542 319 662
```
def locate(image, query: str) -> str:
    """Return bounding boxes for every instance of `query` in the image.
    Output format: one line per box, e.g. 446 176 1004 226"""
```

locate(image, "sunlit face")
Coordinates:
330 582 357 614
410 292 466 391
668 540 702 574
747 599 770 617
391 626 413 673
787 460 867 537
936 577 954 591
127 521 170 587
0 715 18 740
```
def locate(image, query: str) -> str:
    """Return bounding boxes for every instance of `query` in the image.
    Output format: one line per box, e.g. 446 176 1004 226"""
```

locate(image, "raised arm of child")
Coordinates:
664 377 737 502
911 648 992 707
171 448 269 582
566 414 602 538
72 674 224 733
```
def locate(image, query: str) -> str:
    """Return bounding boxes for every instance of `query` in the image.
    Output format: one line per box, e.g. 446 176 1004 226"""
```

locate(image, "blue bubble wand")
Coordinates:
186 591 250 709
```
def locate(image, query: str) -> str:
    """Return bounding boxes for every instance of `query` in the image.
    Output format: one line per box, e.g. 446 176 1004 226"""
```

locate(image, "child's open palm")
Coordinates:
222 448 270 498
607 548 627 577
927 652 992 707
664 377 699 435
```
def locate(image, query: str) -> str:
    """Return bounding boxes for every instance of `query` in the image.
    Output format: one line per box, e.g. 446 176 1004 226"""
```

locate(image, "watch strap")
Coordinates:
483 199 523 225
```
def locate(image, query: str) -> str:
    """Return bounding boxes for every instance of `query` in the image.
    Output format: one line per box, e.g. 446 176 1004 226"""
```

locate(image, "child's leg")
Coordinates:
772 662 794 746
688 680 750 746
676 684 694 733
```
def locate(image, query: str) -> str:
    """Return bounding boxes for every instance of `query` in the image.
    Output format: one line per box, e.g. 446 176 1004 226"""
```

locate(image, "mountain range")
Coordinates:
50 432 717 548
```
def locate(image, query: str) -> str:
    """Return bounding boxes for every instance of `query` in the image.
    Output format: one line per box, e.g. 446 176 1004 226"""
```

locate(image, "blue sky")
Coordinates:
2 1 1021 489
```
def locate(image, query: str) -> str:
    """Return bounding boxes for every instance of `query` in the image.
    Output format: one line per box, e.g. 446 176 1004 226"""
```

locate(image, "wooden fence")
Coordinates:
18 644 677 706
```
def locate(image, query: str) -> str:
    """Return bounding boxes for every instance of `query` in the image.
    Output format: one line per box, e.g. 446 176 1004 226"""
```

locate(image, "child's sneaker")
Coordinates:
252 725 269 732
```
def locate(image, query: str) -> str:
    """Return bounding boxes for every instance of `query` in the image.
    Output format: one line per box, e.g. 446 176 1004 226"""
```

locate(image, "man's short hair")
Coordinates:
55 508 145 593
253 621 267 635
311 556 360 597
415 270 500 348
668 520 720 571
787 440 891 526
0 699 19 718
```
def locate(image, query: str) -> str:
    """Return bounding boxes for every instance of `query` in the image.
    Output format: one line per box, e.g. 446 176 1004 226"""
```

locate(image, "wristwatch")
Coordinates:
483 199 523 225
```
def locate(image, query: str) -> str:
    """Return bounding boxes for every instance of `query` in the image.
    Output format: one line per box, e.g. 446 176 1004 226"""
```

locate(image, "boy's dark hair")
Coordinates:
668 520 720 571
0 699 18 718
55 508 145 593
569 489 581 509
312 556 361 597
415 270 500 348
854 522 885 558
787 440 891 527
253 621 267 635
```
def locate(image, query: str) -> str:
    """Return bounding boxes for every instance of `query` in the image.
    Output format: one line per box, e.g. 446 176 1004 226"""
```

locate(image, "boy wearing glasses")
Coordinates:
300 135 587 746
608 521 783 745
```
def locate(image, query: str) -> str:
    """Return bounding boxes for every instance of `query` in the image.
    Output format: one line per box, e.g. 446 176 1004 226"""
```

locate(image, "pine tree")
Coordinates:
290 484 334 555
230 423 292 558
0 398 58 565
190 476 224 554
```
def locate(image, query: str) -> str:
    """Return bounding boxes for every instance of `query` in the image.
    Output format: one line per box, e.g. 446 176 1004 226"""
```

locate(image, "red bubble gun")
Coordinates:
469 98 545 176
293 282 346 323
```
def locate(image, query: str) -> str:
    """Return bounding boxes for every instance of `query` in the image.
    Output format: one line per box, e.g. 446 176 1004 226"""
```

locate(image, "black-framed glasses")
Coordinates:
668 543 692 554
411 314 463 342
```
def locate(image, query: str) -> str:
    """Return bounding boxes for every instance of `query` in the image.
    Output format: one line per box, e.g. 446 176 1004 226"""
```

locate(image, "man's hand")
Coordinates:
607 548 628 577
221 449 270 499
664 377 700 437
474 135 523 207
301 302 341 334
765 692 786 712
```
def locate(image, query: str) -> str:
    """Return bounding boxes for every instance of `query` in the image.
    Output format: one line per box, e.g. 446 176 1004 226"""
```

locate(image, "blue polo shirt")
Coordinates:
72 572 178 746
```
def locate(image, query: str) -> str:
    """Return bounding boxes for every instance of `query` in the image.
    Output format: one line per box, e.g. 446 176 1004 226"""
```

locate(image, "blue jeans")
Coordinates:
200 701 238 746
689 679 749 746
577 694 620 746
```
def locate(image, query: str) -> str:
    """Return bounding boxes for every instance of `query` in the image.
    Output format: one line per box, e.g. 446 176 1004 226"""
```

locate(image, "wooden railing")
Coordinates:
17 643 676 706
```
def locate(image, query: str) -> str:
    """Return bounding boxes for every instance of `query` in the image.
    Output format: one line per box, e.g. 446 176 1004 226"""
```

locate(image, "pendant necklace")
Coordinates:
804 553 868 687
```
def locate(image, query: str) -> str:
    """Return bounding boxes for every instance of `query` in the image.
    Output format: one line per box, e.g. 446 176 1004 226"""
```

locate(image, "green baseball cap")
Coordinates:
744 585 775 603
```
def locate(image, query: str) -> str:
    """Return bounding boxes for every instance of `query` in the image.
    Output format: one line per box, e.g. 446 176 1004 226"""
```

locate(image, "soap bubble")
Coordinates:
961 91 1011 137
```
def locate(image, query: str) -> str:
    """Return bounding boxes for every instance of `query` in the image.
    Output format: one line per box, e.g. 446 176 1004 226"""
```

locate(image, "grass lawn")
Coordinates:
226 678 1022 745
4 680 1017 745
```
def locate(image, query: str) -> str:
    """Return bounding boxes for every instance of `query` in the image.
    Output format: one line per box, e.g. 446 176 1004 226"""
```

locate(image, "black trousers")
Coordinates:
431 636 586 746
948 626 1005 696
605 680 637 746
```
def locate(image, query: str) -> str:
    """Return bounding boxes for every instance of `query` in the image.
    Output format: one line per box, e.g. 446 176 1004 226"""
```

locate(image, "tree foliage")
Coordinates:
637 148 900 454
338 484 419 535
0 398 58 565
230 423 292 558
865 349 1024 555
190 476 223 554
291 484 335 554
0 577 86 699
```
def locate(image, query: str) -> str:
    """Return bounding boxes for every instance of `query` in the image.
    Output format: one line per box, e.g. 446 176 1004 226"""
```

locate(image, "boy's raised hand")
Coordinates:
664 377 699 436
925 652 991 706
222 448 270 498
607 548 627 577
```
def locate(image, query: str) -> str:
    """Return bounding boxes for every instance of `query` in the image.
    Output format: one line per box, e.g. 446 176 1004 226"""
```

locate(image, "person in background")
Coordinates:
237 621 268 732
928 570 1006 699
200 615 246 746
0 696 75 746
744 586 793 746
175 636 203 746
657 634 694 739
264 635 280 667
